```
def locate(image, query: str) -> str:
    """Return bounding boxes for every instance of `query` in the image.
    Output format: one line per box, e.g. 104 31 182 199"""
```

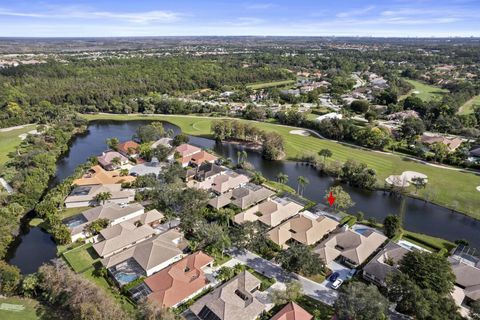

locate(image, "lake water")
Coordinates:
8 119 480 273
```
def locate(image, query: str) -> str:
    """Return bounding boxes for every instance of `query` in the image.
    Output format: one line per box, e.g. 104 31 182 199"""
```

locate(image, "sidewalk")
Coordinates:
229 248 338 306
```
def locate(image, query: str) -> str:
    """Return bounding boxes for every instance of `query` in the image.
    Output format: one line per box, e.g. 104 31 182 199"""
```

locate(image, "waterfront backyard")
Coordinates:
82 113 480 219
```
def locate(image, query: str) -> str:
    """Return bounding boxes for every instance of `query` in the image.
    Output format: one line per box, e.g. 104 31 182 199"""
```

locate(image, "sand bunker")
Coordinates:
289 130 310 136
385 171 428 188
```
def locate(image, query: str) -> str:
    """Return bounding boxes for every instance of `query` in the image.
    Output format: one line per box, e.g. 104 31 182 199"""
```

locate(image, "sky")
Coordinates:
0 0 479 37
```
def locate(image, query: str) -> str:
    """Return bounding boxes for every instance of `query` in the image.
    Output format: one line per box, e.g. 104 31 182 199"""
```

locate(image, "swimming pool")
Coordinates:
115 272 138 284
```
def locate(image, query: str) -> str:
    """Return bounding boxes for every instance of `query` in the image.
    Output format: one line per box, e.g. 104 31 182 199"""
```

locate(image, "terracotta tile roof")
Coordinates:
118 140 140 155
145 251 214 308
270 302 313 320
175 144 201 157
72 165 136 186
190 150 218 166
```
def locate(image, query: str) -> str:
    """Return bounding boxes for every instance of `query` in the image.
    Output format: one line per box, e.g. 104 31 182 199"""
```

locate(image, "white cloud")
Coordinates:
0 7 181 24
336 6 375 18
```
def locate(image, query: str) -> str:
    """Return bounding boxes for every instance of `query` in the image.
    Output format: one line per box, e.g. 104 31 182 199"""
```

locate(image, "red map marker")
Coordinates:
327 191 336 206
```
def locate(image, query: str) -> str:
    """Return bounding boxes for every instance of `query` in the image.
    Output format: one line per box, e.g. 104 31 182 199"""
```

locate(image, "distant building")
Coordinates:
419 134 463 152
315 112 343 122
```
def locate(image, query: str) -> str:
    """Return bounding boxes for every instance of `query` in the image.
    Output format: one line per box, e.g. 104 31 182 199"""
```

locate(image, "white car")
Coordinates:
331 279 343 290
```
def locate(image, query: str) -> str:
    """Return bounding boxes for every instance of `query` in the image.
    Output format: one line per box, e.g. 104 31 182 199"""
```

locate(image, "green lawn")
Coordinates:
60 206 89 220
61 243 137 314
296 295 334 320
0 125 36 165
0 297 43 320
246 79 296 90
81 113 480 219
458 95 480 115
63 243 100 273
400 79 449 101
401 230 456 254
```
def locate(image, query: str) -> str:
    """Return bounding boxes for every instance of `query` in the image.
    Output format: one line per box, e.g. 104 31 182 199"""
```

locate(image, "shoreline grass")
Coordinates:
81 113 480 219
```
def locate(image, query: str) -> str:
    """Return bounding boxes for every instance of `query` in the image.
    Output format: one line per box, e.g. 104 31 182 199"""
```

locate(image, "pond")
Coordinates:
8 119 480 273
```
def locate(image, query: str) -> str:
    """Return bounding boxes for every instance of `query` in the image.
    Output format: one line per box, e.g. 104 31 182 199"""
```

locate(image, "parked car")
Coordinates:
331 279 343 290
329 272 340 282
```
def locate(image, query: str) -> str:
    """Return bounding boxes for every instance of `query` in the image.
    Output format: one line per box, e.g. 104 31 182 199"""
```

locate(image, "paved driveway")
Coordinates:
229 249 338 306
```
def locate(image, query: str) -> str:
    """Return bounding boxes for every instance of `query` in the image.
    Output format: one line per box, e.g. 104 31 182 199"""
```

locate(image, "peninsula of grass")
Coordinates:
400 79 449 101
458 95 480 115
81 113 480 219
0 124 36 165
246 79 295 90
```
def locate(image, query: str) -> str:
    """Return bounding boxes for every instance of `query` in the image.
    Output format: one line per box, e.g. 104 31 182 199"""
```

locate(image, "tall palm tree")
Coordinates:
94 192 112 205
297 176 309 196
276 172 289 185
237 150 248 165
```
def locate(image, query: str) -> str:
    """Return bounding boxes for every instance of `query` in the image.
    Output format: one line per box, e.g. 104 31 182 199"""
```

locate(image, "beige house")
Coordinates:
64 184 135 208
93 221 157 258
314 228 387 267
102 229 188 278
64 203 145 242
268 212 339 249
212 171 250 194
209 183 275 210
190 271 267 320
420 134 463 152
233 197 303 228
449 256 480 315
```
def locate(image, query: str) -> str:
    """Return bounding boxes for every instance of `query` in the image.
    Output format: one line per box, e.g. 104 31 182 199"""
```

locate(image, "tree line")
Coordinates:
211 120 285 160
